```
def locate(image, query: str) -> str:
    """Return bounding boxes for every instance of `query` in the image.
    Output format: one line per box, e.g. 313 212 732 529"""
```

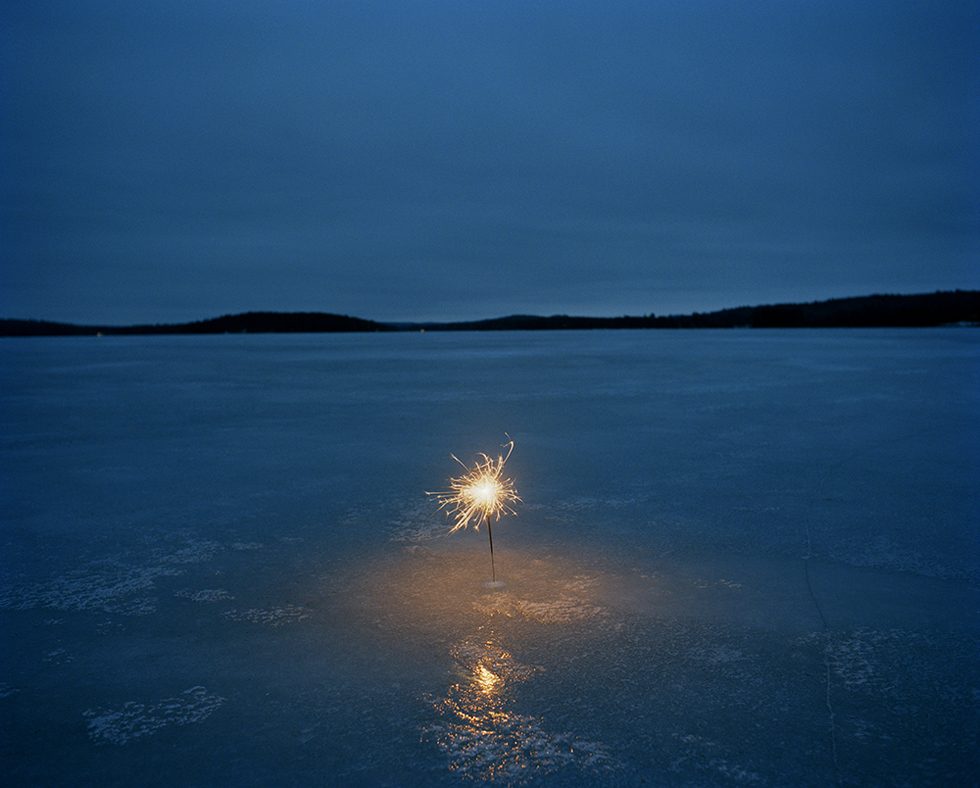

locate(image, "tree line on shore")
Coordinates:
2 290 977 337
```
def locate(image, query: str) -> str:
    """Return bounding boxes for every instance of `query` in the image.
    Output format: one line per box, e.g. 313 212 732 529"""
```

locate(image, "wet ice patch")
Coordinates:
0 683 19 699
231 542 263 551
223 605 311 627
84 686 224 745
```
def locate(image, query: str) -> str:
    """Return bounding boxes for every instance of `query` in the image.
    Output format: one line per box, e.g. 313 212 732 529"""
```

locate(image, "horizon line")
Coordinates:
3 288 979 329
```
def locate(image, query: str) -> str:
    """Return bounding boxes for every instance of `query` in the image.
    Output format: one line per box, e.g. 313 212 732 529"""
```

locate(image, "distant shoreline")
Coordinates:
1 290 977 337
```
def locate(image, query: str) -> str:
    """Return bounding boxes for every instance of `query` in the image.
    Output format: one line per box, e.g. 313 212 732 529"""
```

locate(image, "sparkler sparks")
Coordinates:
427 439 521 534
427 438 522 584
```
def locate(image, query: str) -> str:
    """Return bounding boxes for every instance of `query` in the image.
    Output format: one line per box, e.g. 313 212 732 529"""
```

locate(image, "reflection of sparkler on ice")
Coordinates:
427 438 521 583
426 636 610 781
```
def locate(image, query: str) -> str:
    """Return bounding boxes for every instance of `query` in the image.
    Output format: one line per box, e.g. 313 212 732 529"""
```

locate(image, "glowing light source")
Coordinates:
427 438 521 534
427 438 521 583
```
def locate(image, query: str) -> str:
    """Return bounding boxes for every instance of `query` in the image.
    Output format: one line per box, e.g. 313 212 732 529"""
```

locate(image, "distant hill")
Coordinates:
0 311 390 337
419 290 980 331
652 290 980 329
1 291 977 337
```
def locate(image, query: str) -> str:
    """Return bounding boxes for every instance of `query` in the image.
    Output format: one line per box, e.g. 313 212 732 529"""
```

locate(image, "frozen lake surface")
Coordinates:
1 329 977 785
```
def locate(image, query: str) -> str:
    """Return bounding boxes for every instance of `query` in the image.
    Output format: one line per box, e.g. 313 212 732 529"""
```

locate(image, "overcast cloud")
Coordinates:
1 0 977 323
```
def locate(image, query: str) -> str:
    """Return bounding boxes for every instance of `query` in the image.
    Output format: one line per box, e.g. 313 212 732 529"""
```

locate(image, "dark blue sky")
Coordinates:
2 1 977 323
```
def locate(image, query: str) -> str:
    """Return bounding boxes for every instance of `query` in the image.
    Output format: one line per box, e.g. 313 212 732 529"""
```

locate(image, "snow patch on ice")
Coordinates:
96 619 125 634
175 588 234 603
84 686 224 745
0 683 19 699
0 563 179 615
390 519 448 544
388 501 449 544
223 605 311 627
688 644 746 665
0 537 229 616
846 717 892 742
525 495 641 513
670 733 764 784
826 633 881 691
231 542 263 551
43 647 74 665
801 628 916 694
472 576 605 623
826 534 972 581
693 577 743 590
154 539 223 565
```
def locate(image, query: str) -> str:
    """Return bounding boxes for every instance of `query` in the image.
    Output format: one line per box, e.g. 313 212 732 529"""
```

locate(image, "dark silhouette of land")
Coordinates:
0 311 389 337
1 291 977 337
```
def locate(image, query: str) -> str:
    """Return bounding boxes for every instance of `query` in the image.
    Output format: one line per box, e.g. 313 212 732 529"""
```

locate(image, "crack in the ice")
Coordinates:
804 521 841 787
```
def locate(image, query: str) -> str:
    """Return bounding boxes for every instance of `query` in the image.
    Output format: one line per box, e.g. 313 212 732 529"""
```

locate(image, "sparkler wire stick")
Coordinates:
485 513 496 583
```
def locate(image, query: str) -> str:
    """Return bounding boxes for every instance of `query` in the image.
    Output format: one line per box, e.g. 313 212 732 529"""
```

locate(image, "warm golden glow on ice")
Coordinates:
427 439 521 534
474 662 502 696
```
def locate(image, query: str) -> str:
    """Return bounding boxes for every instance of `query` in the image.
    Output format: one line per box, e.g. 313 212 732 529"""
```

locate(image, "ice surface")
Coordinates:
84 686 225 746
222 605 312 627
174 588 234 603
1 330 977 785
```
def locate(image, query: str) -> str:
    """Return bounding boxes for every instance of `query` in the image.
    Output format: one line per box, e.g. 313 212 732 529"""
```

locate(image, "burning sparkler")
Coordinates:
427 438 521 583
